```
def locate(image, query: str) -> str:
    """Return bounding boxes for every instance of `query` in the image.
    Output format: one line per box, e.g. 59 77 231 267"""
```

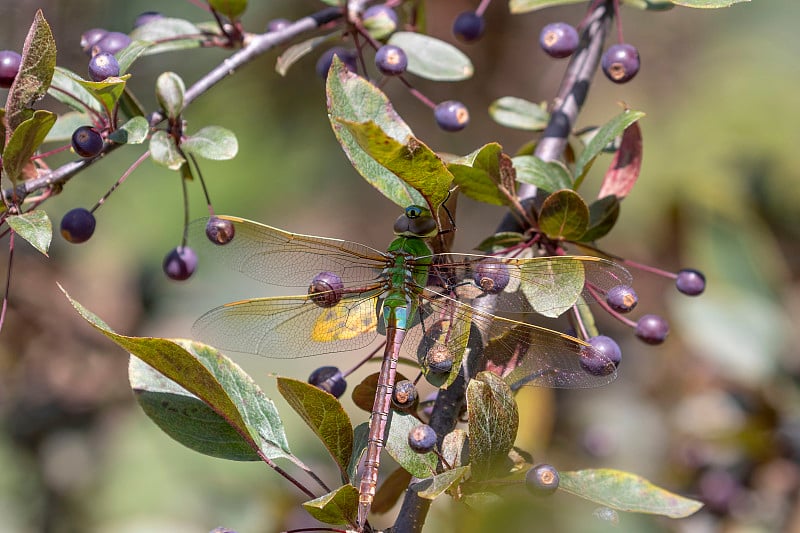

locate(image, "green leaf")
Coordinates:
411 466 470 499
385 412 438 478
573 109 645 188
108 116 149 144
2 110 56 184
474 232 525 253
48 67 103 114
149 130 185 170
513 155 572 193
182 126 238 160
5 10 56 132
466 372 518 481
277 377 354 481
276 35 331 77
326 57 426 208
509 0 586 13
336 118 452 210
155 72 184 120
622 0 676 10
462 491 503 508
559 469 704 518
538 189 590 241
74 75 132 119
580 195 620 242
519 255 586 318
7 210 51 255
348 422 370 484
116 40 151 74
209 0 248 20
364 8 398 40
387 32 473 81
441 429 469 468
448 143 508 206
130 356 259 461
671 0 748 6
61 287 293 461
489 97 549 131
302 484 358 527
44 112 92 143
129 17 204 55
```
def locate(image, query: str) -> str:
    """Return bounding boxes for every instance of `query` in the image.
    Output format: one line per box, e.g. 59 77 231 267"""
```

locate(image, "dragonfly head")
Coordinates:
394 205 438 238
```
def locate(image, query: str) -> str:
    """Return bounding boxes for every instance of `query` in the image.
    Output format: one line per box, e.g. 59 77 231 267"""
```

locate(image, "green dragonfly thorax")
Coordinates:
381 236 433 331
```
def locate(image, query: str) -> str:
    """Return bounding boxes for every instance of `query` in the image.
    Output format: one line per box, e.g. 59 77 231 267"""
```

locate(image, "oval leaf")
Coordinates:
48 67 104 114
155 71 185 120
385 412 438 478
277 377 354 481
109 116 149 144
387 32 473 81
598 121 642 199
60 286 292 460
538 189 590 241
448 143 509 206
129 17 204 55
75 75 132 119
560 468 704 518
182 125 239 160
209 0 248 20
573 109 645 188
302 484 359 527
44 111 92 143
466 372 518 481
149 130 185 169
348 422 370 484
3 109 57 184
276 35 331 77
411 466 470 499
580 195 621 242
519 256 586 318
489 97 549 131
7 210 51 255
513 155 572 193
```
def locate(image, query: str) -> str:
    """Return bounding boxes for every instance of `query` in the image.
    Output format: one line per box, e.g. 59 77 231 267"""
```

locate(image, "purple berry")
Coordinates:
163 246 197 281
606 285 638 313
472 259 510 294
539 22 579 58
0 50 22 89
60 208 96 244
601 43 640 83
635 314 669 345
308 271 345 308
316 47 357 80
71 126 104 158
579 345 616 377
363 4 399 27
434 100 469 132
408 423 436 453
266 18 291 32
452 11 485 43
81 28 108 55
88 52 120 81
525 464 560 496
93 31 132 56
205 216 235 245
392 379 418 409
375 45 407 76
676 269 706 296
588 336 622 368
134 11 163 28
308 366 347 398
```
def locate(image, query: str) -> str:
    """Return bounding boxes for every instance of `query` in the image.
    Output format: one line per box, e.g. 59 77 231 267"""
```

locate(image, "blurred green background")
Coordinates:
1 1 798 532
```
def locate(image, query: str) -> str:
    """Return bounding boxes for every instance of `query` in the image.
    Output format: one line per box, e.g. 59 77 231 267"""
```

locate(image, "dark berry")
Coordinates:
0 50 22 89
676 269 706 296
308 272 345 308
601 43 640 83
525 464 560 496
308 366 347 398
392 379 418 409
163 246 198 281
60 208 96 244
539 22 579 58
407 423 436 453
452 11 485 43
266 18 291 32
635 314 669 345
316 47 357 80
473 259 510 294
81 28 108 55
363 4 399 27
93 31 132 56
71 126 104 158
434 100 469 132
579 345 616 377
375 45 407 76
425 344 453 374
588 336 622 368
606 285 638 313
205 216 235 245
88 52 120 81
134 11 163 28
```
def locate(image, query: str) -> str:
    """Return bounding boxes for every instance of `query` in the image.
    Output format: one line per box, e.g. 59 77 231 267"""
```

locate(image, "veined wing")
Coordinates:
424 254 632 318
190 215 388 289
192 290 382 358
406 289 617 389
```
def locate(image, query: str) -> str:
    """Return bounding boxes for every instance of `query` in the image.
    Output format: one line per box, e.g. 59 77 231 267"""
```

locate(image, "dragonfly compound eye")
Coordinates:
473 259 510 294
308 271 345 308
205 216 236 245
405 205 424 218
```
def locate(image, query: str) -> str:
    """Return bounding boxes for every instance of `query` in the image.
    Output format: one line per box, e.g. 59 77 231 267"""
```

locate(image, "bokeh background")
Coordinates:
0 1 798 532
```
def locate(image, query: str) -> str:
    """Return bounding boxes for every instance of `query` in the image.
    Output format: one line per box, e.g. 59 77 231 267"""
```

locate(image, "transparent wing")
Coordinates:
190 215 388 289
423 254 632 318
403 289 617 389
192 291 382 358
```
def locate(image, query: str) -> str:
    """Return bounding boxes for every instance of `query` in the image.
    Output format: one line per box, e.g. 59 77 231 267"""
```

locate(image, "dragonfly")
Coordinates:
190 205 631 531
